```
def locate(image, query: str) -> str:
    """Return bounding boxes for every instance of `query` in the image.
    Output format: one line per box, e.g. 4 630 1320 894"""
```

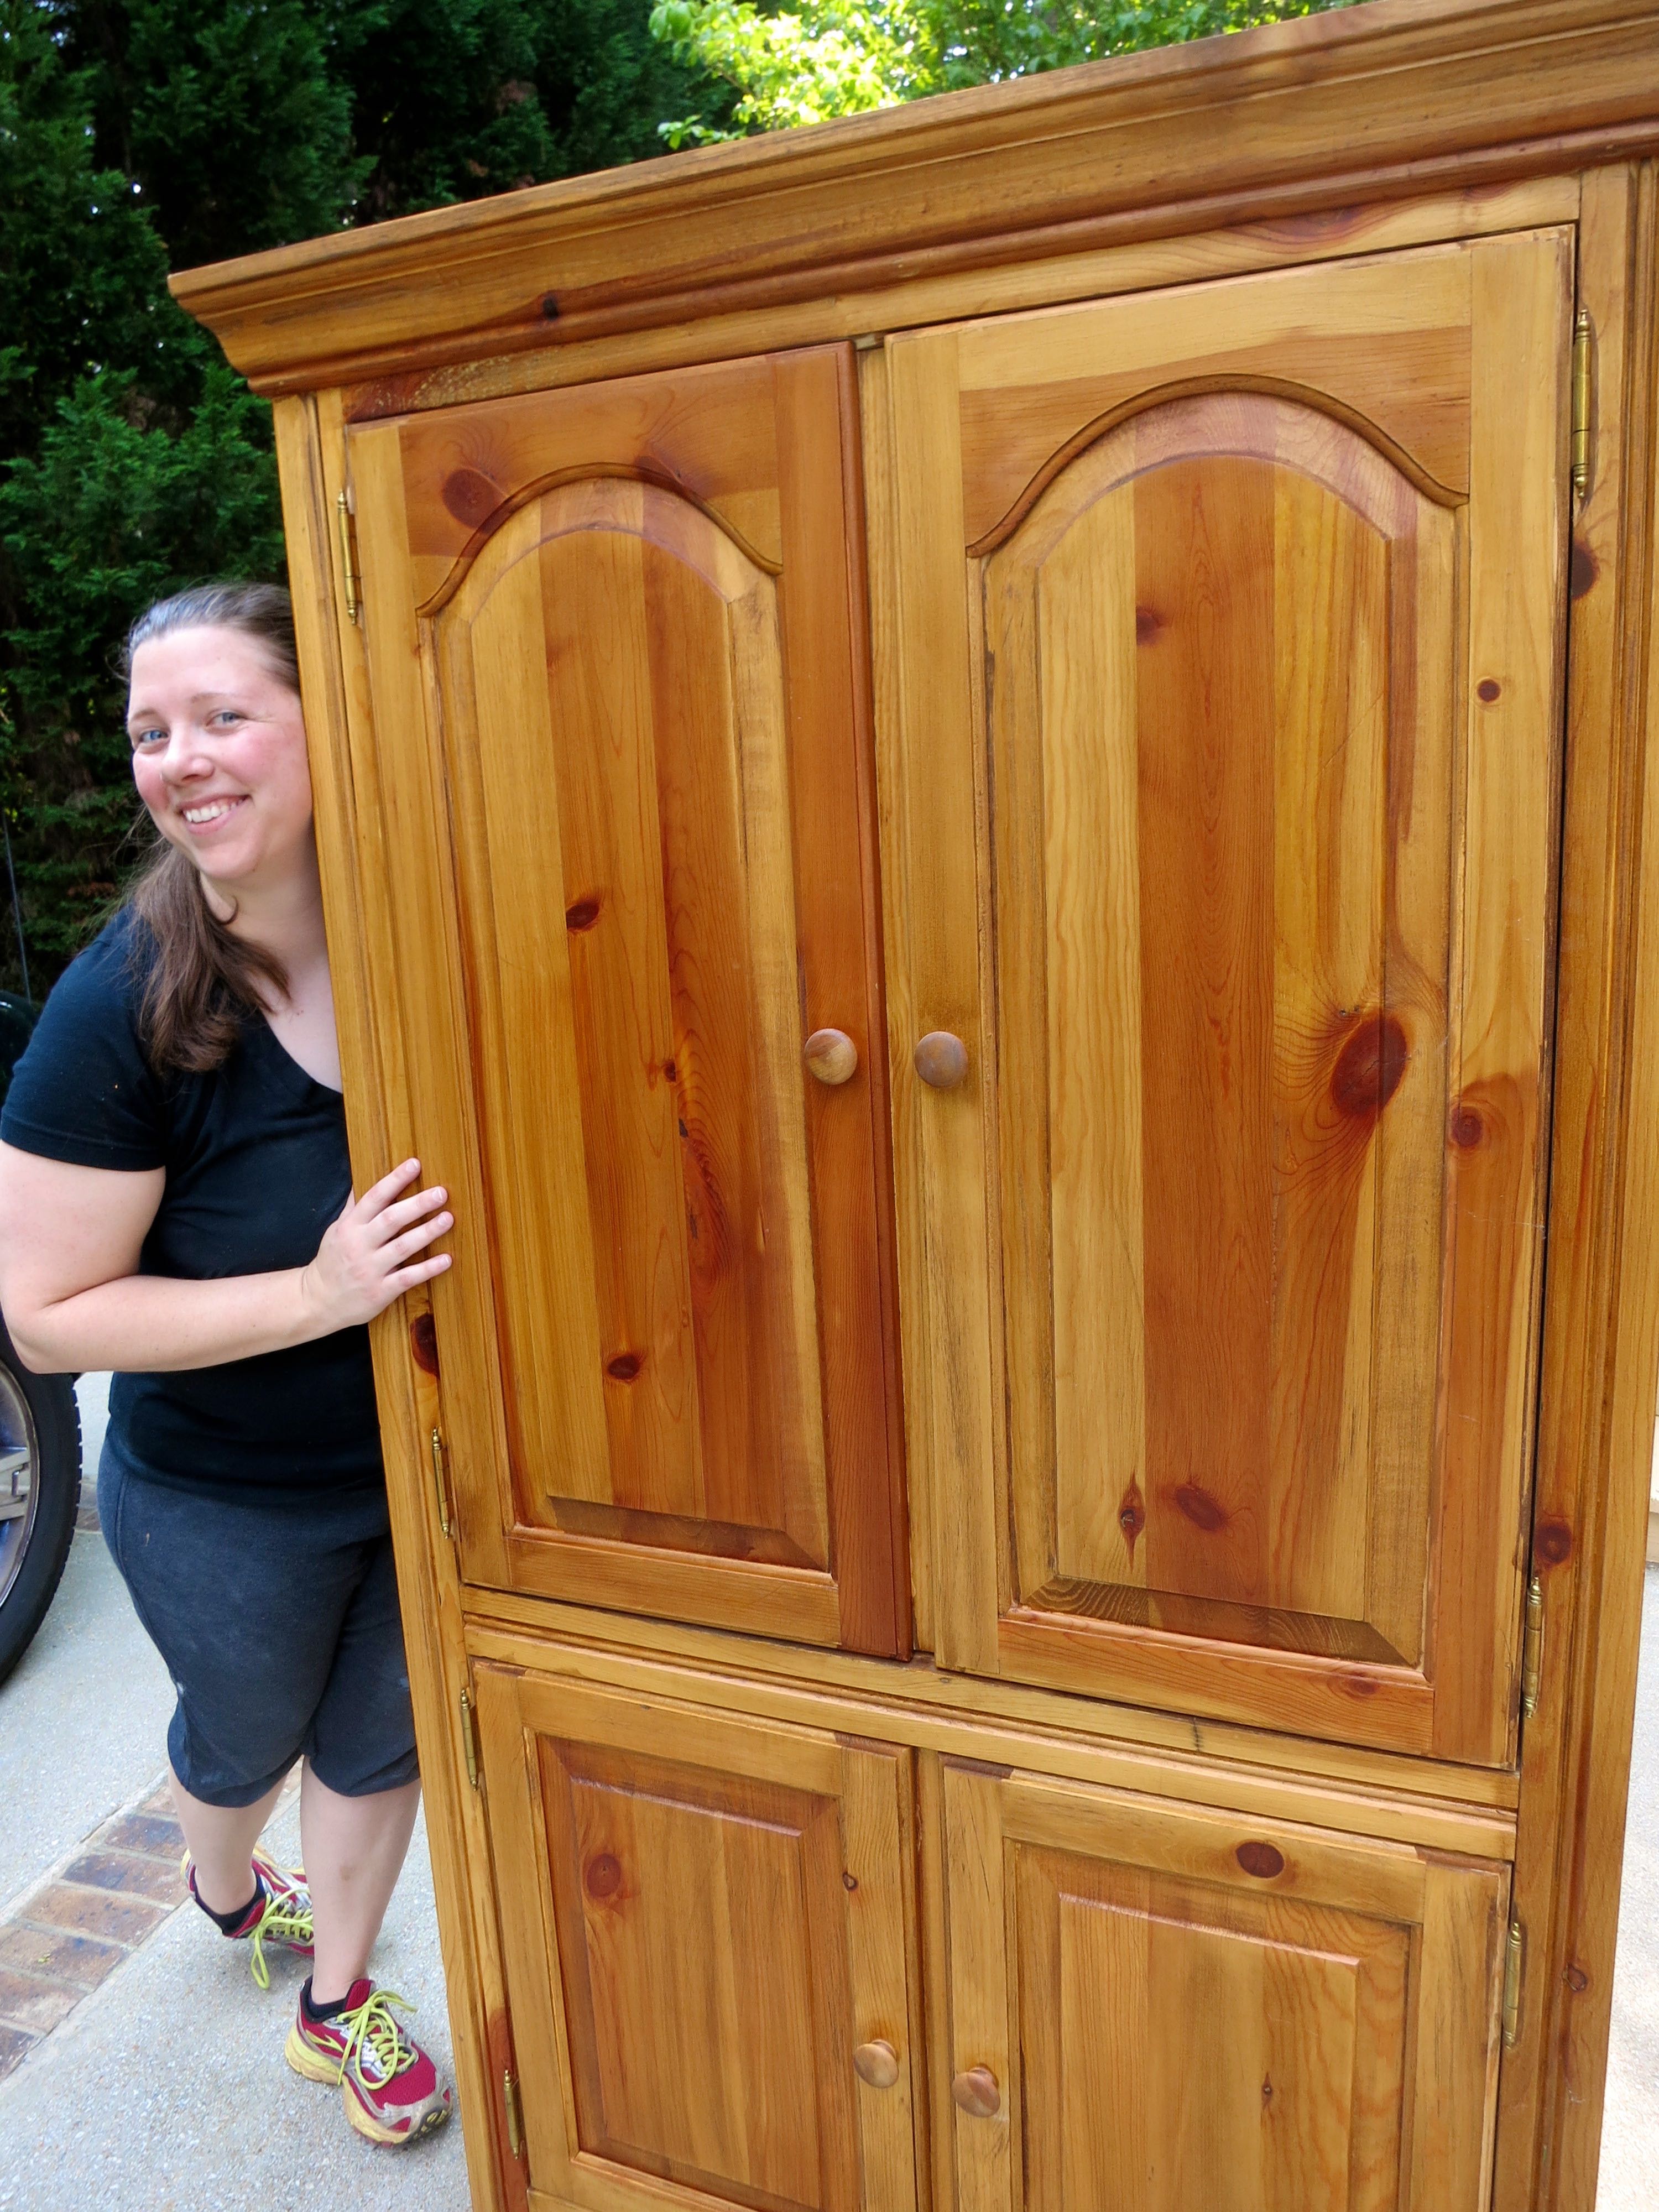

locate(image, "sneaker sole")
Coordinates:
286 2025 452 2147
284 2024 342 2088
342 2086 452 2148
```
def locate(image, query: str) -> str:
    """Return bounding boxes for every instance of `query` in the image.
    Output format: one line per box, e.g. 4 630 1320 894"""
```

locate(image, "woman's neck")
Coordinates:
202 842 329 996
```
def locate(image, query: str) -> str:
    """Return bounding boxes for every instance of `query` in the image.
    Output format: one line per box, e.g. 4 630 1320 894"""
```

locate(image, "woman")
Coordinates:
0 582 455 2148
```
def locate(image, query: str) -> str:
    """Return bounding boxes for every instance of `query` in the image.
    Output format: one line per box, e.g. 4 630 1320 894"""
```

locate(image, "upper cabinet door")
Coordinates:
877 234 1571 1760
347 348 906 1655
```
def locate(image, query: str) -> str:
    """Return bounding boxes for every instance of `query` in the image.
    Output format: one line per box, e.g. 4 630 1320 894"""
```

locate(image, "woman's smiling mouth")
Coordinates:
179 796 249 827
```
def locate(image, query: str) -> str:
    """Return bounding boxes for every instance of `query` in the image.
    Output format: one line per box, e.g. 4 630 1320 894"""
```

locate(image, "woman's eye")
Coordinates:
132 728 165 748
210 709 243 728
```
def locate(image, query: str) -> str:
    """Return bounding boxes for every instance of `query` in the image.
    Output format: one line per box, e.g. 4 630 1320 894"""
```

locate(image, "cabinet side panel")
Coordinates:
276 393 514 2212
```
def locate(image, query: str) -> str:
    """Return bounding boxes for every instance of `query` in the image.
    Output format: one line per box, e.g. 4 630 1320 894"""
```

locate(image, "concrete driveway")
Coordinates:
0 1379 468 2209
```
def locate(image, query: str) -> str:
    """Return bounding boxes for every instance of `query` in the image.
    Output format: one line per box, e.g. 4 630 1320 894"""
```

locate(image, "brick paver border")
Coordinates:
0 1764 301 2079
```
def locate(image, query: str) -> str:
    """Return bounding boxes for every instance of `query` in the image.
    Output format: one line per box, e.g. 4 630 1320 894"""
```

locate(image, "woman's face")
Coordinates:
127 625 314 900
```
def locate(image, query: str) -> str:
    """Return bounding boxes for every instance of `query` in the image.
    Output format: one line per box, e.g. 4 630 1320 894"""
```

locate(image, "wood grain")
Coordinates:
943 1759 1507 2212
354 349 902 1654
1432 228 1571 1763
889 231 1570 1761
341 181 1575 430
884 330 1004 1675
958 242 1475 545
1500 161 1659 2212
475 1667 915 2212
773 347 907 1653
395 353 783 609
462 1596 1521 1854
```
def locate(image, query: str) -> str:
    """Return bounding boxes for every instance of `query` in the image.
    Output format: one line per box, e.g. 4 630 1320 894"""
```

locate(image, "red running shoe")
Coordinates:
183 1846 314 1990
285 1978 452 2147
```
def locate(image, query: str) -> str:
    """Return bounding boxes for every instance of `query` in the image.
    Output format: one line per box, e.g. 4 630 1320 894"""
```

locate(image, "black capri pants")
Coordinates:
99 1434 420 1809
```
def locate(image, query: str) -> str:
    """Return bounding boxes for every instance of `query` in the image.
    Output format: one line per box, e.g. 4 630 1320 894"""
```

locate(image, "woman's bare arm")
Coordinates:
0 1142 452 1375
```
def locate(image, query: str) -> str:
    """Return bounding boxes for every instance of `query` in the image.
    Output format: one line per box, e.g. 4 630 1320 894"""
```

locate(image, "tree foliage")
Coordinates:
0 1 723 990
650 0 1353 139
3 0 1354 991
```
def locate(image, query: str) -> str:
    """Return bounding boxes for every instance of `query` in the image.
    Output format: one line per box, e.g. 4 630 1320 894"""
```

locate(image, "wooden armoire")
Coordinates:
175 3 1659 2205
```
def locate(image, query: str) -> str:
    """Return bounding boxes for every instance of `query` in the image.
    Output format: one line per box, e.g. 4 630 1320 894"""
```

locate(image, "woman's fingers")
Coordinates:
357 1158 425 1217
383 1213 453 1265
389 1252 452 1294
370 1185 448 1241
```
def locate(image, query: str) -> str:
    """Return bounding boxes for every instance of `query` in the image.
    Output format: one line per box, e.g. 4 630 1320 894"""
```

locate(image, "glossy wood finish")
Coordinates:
805 1030 860 1087
880 235 1571 1762
170 24 1659 2209
167 3 1659 396
1499 164 1659 2210
474 1667 921 2212
932 1757 1508 2212
349 347 906 1656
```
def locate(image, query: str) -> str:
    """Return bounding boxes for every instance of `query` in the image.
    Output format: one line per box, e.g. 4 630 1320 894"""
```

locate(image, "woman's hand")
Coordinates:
298 1159 453 1335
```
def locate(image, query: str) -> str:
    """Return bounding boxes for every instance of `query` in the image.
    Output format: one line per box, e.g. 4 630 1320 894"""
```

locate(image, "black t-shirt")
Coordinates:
1 907 383 1501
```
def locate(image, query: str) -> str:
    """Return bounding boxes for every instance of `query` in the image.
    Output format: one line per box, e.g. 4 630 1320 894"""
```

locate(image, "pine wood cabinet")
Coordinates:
175 7 1659 2209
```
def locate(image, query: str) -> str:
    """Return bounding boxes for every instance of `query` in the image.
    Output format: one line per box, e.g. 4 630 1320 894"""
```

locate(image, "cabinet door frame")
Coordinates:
870 230 1572 1765
340 345 909 1657
473 1665 924 2212
924 1752 1510 2212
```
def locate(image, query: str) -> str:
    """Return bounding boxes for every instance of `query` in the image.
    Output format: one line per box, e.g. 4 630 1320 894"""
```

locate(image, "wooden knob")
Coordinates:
951 2065 1001 2119
914 1031 968 1089
853 2039 900 2089
804 1028 859 1086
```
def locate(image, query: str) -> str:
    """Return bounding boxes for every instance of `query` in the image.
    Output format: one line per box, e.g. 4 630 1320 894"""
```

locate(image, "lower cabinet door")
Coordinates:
473 1662 922 2212
933 1760 1509 2212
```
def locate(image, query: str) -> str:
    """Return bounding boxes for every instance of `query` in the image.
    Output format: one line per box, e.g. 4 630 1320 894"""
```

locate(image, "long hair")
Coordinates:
120 582 301 1074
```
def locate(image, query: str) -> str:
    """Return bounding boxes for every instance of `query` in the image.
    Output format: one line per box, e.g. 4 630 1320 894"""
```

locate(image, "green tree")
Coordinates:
0 1 725 993
650 0 1354 140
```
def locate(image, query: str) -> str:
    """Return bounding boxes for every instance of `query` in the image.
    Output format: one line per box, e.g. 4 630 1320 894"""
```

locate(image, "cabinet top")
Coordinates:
173 0 1659 398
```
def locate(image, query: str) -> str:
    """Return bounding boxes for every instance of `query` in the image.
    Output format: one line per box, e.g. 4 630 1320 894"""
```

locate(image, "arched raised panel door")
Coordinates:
934 1759 1508 2212
879 233 1572 1759
472 1667 921 2212
346 349 905 1653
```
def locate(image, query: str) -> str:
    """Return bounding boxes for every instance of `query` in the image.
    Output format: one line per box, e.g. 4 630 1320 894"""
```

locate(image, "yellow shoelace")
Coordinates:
181 1851 313 1992
325 1987 420 2085
248 1887 313 1992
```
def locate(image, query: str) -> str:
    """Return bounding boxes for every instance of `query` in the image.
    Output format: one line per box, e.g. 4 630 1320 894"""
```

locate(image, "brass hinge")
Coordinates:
336 487 362 625
460 1685 481 1790
429 1426 453 1540
1521 1574 1545 1719
503 2067 525 2161
1572 307 1594 505
1503 1918 1525 2049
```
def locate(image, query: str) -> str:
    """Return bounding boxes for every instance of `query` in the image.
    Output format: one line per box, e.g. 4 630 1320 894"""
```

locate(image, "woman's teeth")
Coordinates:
181 798 245 825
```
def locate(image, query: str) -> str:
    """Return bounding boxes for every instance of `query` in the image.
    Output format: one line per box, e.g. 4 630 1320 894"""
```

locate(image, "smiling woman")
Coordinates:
0 583 457 2149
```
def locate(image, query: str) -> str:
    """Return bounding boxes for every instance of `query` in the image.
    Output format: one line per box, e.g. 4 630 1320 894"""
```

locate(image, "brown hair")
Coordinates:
121 582 302 1073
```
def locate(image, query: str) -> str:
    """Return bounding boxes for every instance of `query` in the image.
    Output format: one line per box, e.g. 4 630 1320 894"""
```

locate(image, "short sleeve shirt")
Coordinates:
1 907 383 1500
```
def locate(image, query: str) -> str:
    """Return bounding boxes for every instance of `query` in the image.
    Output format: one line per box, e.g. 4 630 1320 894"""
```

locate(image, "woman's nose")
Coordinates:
160 728 213 780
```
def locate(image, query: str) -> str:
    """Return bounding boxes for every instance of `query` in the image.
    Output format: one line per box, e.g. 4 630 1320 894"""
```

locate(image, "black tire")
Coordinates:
0 1313 81 1687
